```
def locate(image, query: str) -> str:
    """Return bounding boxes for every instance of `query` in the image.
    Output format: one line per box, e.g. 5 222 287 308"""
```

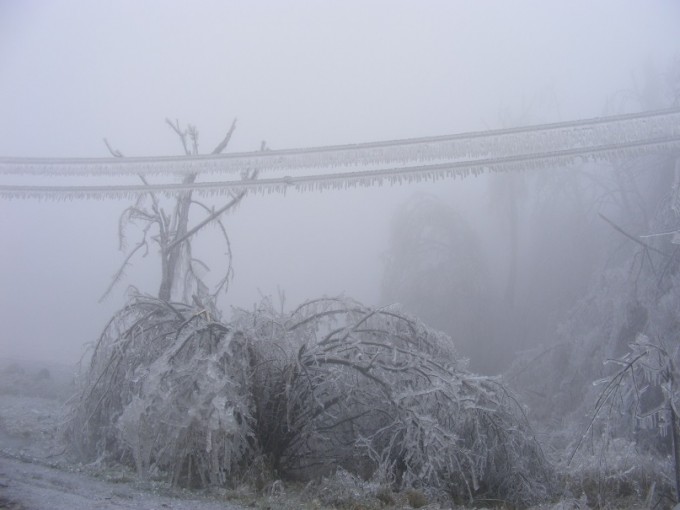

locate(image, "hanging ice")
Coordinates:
1 107 679 200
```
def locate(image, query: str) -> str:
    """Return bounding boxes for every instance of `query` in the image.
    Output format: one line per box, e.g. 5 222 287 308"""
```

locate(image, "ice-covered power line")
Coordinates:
2 136 679 201
1 107 679 200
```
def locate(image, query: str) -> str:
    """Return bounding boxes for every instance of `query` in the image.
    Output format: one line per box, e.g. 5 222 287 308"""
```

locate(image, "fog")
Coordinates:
1 0 678 370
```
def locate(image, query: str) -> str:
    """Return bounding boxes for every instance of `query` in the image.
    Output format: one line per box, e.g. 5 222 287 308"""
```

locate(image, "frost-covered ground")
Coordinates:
0 359 452 510
0 360 251 510
0 358 655 510
0 454 247 510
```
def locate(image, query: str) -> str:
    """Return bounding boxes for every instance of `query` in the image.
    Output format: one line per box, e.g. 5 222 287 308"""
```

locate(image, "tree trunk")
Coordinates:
159 174 195 301
671 397 680 502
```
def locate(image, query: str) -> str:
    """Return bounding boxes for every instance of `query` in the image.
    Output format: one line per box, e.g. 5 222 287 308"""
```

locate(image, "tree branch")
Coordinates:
165 190 246 252
165 118 191 156
103 138 124 158
598 213 668 257
212 117 237 154
99 237 149 302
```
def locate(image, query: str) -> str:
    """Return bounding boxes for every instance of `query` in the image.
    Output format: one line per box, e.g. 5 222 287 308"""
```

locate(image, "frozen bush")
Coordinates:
68 294 552 505
66 294 254 487
234 296 553 506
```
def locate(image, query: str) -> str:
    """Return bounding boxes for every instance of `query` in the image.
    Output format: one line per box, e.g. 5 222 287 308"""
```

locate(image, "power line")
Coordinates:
1 107 678 179
2 135 678 201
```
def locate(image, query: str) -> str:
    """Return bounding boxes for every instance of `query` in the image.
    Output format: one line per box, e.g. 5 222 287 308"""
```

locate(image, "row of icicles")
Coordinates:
1 107 679 200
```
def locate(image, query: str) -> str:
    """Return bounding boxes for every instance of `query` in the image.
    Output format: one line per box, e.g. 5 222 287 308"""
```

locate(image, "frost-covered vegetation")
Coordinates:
503 70 680 507
509 173 680 507
61 62 680 509
67 295 551 506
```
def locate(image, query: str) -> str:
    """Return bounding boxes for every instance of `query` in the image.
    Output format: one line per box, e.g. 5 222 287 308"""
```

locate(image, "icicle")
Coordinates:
2 107 679 179
2 115 680 200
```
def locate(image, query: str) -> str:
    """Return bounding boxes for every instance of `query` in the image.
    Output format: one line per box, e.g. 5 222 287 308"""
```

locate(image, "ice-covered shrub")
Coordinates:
68 294 551 505
234 296 552 506
66 294 253 486
564 333 680 506
566 437 673 508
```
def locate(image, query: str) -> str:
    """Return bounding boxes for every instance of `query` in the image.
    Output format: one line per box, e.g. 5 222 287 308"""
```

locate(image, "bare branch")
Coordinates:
212 117 237 154
190 200 235 296
165 190 246 252
103 138 124 158
165 118 191 155
187 124 199 155
568 350 649 465
598 213 669 257
99 238 149 302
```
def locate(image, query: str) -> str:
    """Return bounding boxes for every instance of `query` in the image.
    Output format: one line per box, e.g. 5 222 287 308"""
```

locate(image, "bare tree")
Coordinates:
101 118 257 305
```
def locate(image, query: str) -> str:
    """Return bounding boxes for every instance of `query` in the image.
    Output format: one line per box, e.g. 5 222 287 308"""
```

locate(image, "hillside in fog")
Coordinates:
1 2 680 509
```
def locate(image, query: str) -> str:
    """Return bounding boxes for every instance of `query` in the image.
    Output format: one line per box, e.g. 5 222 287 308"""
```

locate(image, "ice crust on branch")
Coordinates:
67 294 552 506
67 296 253 487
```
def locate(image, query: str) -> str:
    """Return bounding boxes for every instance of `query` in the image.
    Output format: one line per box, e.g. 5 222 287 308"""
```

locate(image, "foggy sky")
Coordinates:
1 0 678 364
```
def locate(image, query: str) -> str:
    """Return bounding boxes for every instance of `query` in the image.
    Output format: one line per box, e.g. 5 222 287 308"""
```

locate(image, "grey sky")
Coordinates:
0 0 678 364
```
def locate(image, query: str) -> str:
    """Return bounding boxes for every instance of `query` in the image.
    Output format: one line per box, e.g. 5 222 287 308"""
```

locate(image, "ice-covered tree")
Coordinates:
101 118 257 305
